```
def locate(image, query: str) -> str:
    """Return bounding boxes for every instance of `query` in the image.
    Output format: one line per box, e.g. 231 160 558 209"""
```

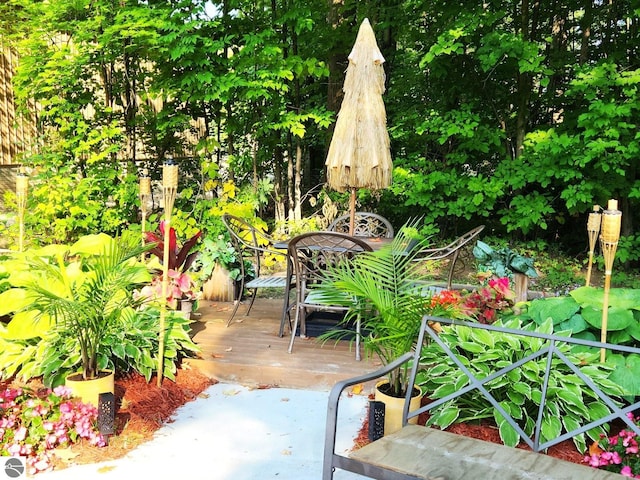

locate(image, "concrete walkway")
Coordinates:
37 382 369 480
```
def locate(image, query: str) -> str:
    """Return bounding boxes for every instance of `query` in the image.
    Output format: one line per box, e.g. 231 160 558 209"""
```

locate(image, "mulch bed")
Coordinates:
2 367 216 469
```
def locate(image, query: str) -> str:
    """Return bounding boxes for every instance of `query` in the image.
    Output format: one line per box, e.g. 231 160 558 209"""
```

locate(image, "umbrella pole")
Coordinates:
349 188 356 236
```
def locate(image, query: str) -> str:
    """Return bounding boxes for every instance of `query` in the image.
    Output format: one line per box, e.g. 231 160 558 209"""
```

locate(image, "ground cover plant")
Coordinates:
0 385 105 474
585 412 640 477
0 369 213 474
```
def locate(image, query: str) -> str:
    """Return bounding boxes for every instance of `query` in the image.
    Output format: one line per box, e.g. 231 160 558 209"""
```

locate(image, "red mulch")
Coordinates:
111 367 215 435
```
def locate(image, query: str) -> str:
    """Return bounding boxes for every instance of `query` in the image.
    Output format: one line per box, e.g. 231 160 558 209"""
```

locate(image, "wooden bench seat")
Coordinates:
346 425 621 479
323 315 640 480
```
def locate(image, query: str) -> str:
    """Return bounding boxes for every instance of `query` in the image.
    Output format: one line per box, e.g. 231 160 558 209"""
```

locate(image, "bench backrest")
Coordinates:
405 315 640 452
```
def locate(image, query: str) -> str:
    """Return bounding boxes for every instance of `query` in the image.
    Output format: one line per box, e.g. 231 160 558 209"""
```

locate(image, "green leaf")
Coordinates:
470 329 495 348
587 402 611 423
527 296 579 325
432 405 460 429
557 314 589 334
5 311 52 339
556 389 583 408
606 354 640 396
433 383 458 398
512 382 532 397
459 341 485 353
495 411 520 447
581 305 634 331
562 416 586 453
541 415 562 443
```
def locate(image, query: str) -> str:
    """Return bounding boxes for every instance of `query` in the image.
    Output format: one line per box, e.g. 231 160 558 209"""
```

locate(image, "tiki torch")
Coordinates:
15 171 28 252
157 158 178 386
139 169 151 258
599 199 621 362
585 205 601 287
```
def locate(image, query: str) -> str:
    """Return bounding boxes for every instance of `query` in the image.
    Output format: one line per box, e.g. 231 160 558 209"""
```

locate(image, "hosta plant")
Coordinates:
417 317 624 453
0 233 151 382
512 286 640 398
0 304 200 387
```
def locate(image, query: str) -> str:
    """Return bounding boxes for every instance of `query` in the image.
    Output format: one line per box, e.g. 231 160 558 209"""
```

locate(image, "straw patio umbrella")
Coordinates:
325 18 392 235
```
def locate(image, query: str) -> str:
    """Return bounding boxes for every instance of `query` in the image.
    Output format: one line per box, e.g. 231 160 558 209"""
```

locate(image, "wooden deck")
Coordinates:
185 298 382 390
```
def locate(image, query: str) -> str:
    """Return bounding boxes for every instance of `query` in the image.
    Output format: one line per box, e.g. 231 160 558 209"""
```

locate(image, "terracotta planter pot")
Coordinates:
374 380 422 436
65 370 115 408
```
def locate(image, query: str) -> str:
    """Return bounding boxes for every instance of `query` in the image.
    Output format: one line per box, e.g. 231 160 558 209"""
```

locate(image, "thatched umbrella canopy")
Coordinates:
325 18 392 235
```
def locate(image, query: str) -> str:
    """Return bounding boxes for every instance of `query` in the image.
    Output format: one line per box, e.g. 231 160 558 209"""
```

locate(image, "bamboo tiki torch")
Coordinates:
599 199 622 362
15 171 28 252
585 205 601 287
157 158 178 387
139 169 151 260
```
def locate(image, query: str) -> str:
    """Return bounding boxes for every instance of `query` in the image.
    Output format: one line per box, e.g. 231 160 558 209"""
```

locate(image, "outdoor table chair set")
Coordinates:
222 213 484 356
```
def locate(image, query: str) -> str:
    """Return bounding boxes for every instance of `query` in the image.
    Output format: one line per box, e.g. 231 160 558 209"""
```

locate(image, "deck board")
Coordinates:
186 298 382 390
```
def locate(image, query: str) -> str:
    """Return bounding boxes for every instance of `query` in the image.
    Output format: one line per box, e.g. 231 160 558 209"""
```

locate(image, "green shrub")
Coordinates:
510 287 640 398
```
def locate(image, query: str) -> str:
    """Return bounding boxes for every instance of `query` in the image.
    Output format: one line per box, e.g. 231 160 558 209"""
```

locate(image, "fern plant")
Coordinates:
314 220 457 397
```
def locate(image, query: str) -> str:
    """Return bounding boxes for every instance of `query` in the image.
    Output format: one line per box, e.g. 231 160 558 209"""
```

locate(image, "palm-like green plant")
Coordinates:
315 221 447 397
0 232 151 381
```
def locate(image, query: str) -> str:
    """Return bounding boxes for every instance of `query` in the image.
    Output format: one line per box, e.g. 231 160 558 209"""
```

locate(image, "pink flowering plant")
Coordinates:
0 385 105 474
137 269 199 309
423 277 516 325
584 413 640 477
460 277 516 324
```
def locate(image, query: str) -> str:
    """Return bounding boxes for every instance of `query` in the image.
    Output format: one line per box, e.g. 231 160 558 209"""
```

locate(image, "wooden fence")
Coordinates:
0 46 35 168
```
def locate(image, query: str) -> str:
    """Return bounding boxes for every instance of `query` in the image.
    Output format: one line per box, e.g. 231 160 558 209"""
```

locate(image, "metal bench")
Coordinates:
323 315 640 479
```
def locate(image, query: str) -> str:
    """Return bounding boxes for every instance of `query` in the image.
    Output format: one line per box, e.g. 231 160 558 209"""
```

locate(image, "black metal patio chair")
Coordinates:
413 225 485 289
222 214 291 327
328 212 394 239
286 231 373 359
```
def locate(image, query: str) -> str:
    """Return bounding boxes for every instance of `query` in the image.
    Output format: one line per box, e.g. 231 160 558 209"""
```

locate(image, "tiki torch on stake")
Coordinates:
15 171 28 252
586 205 602 287
599 199 621 362
157 158 178 387
139 169 151 260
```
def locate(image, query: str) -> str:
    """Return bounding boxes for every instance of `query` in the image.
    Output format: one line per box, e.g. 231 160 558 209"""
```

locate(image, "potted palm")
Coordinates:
315 221 457 434
0 232 151 405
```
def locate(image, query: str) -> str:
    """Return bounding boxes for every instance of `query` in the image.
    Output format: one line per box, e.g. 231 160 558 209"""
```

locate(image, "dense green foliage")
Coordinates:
0 0 638 260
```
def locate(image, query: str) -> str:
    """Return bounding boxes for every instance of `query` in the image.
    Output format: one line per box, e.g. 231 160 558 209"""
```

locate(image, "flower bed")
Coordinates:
0 385 105 474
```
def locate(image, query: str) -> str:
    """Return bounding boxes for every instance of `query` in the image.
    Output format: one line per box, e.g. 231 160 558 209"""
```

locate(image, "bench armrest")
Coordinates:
323 351 415 478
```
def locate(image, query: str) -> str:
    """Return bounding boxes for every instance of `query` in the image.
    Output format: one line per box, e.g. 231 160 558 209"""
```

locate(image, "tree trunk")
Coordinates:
294 140 303 221
579 0 593 65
